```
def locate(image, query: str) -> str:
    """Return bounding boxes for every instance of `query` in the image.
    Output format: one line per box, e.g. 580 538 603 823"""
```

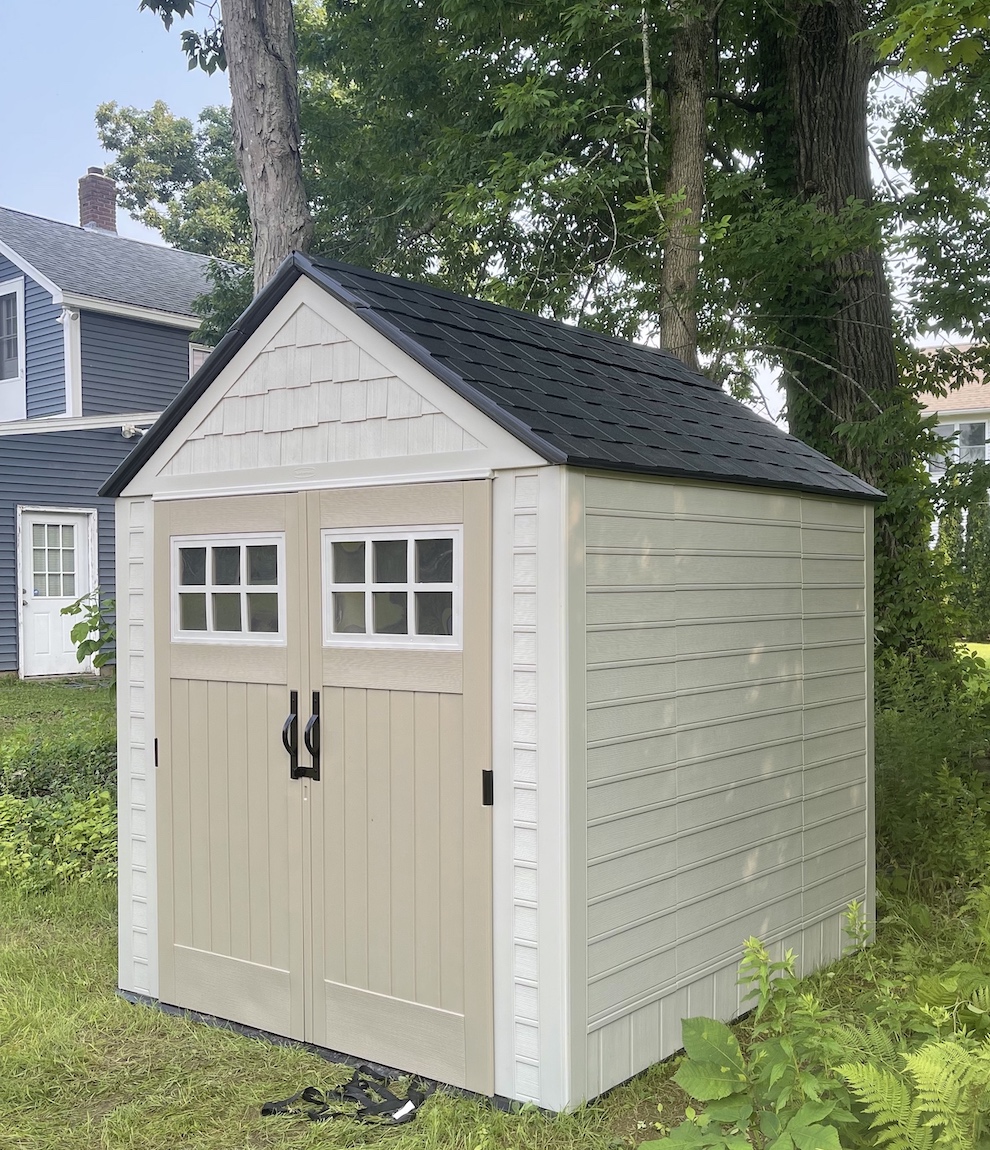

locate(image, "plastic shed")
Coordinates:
102 254 881 1111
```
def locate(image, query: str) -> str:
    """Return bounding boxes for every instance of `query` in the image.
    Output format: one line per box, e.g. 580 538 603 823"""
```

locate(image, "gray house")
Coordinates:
0 169 213 676
104 254 880 1110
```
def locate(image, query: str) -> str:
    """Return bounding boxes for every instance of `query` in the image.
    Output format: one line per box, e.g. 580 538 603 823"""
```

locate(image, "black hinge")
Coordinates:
154 737 158 768
482 769 494 806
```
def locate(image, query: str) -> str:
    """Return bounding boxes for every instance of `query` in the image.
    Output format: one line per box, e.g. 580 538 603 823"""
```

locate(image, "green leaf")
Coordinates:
680 1018 746 1075
702 1096 754 1125
789 1101 835 1127
675 1058 746 1102
790 1125 841 1150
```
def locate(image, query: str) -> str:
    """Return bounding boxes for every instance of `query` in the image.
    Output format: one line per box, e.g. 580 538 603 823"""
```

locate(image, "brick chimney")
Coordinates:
78 167 116 234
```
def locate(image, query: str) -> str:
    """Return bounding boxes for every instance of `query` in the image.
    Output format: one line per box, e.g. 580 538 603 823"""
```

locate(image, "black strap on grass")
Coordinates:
262 1065 435 1125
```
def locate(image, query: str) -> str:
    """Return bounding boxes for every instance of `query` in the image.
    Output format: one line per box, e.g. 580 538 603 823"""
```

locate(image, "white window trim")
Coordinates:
170 532 286 645
322 525 463 650
189 342 211 378
0 276 26 419
933 418 989 472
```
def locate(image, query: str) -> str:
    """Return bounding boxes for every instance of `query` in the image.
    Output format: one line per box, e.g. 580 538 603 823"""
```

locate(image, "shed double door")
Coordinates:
154 483 494 1093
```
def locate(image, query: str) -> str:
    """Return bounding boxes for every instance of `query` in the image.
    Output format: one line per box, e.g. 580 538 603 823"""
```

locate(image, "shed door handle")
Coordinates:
282 689 299 777
302 691 321 781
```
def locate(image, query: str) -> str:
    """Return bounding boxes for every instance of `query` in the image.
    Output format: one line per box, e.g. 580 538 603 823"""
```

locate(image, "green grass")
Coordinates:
0 880 686 1149
0 675 114 739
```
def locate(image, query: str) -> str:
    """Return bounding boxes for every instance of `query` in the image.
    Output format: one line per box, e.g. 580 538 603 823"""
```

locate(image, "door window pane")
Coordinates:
246 593 279 632
333 541 365 583
247 545 277 585
62 524 74 547
32 524 44 547
63 574 75 596
416 591 453 636
179 593 208 631
47 525 59 546
33 574 46 596
213 546 240 585
48 550 61 574
212 593 242 631
416 538 453 583
180 548 207 585
48 575 62 597
334 591 366 633
374 539 407 583
374 591 408 634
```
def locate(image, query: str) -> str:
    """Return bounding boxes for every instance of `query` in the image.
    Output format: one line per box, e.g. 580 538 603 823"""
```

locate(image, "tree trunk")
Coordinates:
659 11 711 371
776 0 901 487
221 0 313 293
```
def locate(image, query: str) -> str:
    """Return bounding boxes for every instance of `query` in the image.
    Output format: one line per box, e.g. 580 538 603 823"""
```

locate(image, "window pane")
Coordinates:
33 548 45 575
416 538 453 583
374 591 408 634
32 524 44 547
63 573 75 596
180 548 207 585
179 593 208 631
247 545 277 585
212 593 242 631
247 592 279 632
48 549 61 574
416 591 453 636
62 524 74 547
33 574 46 596
333 541 365 584
374 539 407 583
63 549 75 573
48 575 62 597
0 295 17 380
213 546 240 586
333 591 366 633
47 525 59 546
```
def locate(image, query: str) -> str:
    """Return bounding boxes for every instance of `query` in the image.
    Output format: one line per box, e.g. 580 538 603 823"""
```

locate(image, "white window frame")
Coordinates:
322 525 463 650
170 532 286 645
933 419 989 474
189 342 211 378
0 276 26 420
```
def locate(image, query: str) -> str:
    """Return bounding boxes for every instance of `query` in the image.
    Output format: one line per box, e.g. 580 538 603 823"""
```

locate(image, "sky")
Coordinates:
0 0 229 243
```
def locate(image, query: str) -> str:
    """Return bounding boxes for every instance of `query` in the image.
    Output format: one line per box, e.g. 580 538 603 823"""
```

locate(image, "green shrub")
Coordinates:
0 714 116 800
0 790 116 890
875 651 990 890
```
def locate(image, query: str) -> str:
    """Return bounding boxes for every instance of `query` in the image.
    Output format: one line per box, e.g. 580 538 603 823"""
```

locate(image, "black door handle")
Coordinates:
301 690 320 781
282 689 299 777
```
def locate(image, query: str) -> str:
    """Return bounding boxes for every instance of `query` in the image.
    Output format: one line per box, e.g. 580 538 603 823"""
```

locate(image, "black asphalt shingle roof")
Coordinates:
101 252 884 502
0 206 212 316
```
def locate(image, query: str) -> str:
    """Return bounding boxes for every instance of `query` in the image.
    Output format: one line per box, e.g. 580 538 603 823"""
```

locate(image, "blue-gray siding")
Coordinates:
0 252 66 418
0 427 141 672
81 311 189 416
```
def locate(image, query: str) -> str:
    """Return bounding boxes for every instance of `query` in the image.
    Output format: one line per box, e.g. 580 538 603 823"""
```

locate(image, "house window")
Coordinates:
171 534 285 643
322 527 461 649
933 421 989 474
0 277 25 421
189 343 211 377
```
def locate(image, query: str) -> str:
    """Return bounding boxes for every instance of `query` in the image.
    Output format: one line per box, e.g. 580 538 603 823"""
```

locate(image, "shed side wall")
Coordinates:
580 475 870 1098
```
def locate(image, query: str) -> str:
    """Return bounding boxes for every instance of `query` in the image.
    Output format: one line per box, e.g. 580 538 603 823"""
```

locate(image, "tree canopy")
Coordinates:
118 0 990 659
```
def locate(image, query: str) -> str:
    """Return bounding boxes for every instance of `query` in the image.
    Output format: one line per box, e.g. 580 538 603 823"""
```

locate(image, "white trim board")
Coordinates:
61 307 83 417
0 411 161 436
0 237 61 300
61 292 200 331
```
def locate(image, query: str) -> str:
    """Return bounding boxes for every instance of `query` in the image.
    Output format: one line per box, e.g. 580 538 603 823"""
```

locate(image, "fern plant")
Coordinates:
840 1038 990 1149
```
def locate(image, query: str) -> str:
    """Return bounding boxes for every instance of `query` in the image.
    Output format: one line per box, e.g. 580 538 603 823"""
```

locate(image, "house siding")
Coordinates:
81 311 189 416
0 252 65 418
0 426 140 671
579 475 872 1099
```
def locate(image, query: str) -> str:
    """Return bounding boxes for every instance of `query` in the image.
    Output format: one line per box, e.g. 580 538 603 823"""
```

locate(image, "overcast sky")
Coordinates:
0 0 227 242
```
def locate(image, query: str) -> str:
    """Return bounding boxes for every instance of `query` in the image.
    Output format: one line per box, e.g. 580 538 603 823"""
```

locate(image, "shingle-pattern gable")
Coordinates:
309 257 882 501
0 207 212 316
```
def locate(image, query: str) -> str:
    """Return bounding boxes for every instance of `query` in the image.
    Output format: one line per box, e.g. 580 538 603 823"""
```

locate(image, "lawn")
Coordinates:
0 880 684 1149
0 678 684 1149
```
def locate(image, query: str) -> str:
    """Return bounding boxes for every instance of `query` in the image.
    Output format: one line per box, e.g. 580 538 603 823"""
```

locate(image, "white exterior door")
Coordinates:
20 509 94 677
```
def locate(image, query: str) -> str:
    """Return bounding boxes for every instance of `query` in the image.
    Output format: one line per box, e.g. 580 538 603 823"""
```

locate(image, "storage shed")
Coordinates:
102 254 881 1112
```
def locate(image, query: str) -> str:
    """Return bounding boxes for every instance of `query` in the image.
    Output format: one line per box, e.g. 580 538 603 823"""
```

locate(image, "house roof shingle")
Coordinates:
101 252 885 502
0 206 213 317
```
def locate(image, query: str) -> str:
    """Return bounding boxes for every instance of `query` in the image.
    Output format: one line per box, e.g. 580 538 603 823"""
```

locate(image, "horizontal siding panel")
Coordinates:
804 670 866 704
675 709 803 761
801 501 865 528
803 643 866 676
587 624 676 663
673 554 802 585
676 618 803 656
676 862 804 940
587 768 677 822
676 772 804 833
675 649 803 690
675 679 803 726
587 662 676 703
588 945 678 1019
588 875 676 938
676 741 804 795
587 732 677 781
589 911 678 977
589 843 678 900
586 553 674 587
675 891 805 977
588 697 677 743
674 587 804 620
587 806 677 862
802 557 864 584
585 476 675 513
81 311 189 415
